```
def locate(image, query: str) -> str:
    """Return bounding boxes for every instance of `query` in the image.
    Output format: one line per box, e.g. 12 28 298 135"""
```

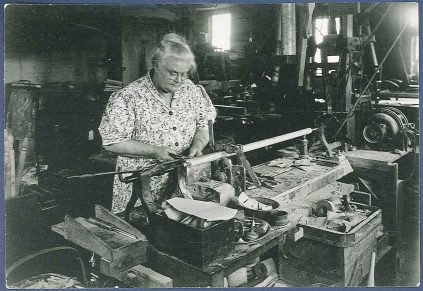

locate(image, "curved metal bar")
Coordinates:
6 246 88 285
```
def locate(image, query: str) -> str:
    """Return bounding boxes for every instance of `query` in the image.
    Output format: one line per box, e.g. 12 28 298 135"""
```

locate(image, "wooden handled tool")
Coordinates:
368 251 376 287
88 217 137 239
8 133 16 198
15 137 29 195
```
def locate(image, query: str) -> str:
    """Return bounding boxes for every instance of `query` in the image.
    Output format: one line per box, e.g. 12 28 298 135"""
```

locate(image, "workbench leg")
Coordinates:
277 231 287 279
211 271 225 287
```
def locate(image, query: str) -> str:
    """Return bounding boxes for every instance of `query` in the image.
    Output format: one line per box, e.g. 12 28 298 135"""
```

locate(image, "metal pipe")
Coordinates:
366 25 379 67
242 128 313 152
187 128 314 167
275 5 283 56
272 5 283 86
281 3 296 56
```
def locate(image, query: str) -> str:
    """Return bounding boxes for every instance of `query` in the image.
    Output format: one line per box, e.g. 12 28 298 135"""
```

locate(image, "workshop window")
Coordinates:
407 8 419 77
211 13 231 51
314 17 341 65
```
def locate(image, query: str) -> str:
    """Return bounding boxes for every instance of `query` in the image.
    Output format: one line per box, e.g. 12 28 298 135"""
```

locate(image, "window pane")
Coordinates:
314 17 341 64
211 13 231 51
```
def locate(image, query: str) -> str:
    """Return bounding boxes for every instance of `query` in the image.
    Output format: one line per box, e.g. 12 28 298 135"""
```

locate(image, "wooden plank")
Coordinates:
99 243 148 276
117 264 172 287
346 149 408 164
51 222 66 237
147 246 211 287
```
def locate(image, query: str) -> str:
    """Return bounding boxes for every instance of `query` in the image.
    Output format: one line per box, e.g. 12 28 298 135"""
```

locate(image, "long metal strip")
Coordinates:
187 128 314 167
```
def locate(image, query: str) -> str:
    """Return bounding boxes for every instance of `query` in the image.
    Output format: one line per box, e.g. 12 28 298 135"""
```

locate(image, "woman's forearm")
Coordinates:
104 140 178 161
104 140 158 158
192 128 210 151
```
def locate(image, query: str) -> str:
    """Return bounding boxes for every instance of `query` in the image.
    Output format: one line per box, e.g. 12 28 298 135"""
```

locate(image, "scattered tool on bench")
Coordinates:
87 217 138 239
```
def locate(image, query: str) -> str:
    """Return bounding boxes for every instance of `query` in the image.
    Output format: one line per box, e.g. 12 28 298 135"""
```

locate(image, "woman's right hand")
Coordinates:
153 146 177 161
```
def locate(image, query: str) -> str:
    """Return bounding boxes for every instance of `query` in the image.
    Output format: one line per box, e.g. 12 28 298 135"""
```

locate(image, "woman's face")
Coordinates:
154 56 191 94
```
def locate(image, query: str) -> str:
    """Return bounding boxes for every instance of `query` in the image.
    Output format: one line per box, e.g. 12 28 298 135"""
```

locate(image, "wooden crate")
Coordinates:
52 205 148 276
280 227 378 286
280 204 382 286
299 203 382 247
149 213 235 268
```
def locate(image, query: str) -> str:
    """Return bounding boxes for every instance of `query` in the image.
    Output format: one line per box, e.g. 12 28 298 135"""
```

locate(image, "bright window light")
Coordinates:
314 17 340 63
405 4 418 28
211 13 231 51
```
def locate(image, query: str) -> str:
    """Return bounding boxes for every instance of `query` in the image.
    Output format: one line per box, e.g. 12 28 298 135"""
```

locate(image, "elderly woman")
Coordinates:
99 33 216 214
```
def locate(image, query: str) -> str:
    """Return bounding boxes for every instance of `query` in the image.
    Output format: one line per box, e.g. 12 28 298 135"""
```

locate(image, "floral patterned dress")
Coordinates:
98 71 216 214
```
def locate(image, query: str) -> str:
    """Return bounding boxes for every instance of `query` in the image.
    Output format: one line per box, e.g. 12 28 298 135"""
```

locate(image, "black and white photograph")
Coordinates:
3 2 420 288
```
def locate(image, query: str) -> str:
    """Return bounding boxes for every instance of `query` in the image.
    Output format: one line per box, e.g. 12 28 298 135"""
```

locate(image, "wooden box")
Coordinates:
280 204 382 286
299 203 382 247
52 205 148 276
149 213 235 268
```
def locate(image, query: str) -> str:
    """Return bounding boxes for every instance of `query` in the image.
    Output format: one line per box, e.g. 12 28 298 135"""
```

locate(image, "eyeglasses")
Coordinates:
159 66 189 81
165 70 189 80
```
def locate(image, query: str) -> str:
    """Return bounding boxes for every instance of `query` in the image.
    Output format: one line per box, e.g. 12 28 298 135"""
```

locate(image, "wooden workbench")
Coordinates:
248 158 353 206
147 224 294 287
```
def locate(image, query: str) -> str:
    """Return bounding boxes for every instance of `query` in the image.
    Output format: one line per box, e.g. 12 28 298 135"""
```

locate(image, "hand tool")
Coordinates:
168 152 189 160
244 214 259 241
260 179 278 189
87 217 137 239
254 172 279 188
255 172 276 180
290 165 307 172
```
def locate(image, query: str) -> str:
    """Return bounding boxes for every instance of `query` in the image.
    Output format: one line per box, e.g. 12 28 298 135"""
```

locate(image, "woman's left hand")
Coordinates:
188 145 204 158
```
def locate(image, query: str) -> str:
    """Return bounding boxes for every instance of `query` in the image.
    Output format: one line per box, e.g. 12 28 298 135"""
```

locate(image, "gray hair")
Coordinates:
152 33 197 72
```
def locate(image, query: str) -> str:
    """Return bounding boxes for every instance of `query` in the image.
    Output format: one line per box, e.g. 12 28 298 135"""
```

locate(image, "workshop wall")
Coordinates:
121 18 171 85
4 5 121 85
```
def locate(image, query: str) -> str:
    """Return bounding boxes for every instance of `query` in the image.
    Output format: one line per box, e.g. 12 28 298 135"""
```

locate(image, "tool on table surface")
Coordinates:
214 143 262 188
290 165 308 172
244 213 259 241
341 194 353 212
87 217 138 240
254 173 278 189
255 172 276 180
